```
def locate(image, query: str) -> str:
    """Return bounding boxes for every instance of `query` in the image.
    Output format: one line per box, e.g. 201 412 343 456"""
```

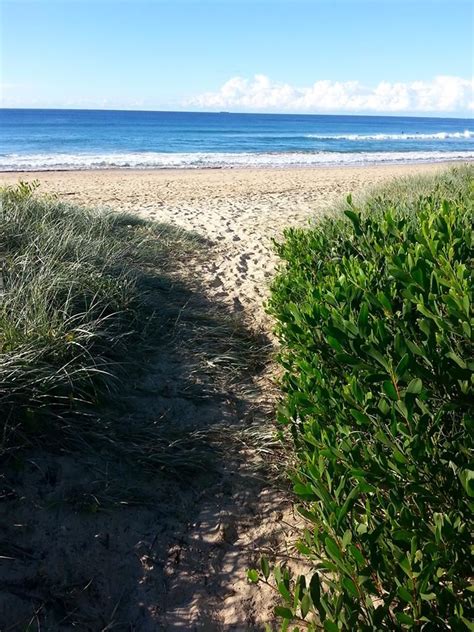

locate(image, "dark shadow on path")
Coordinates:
0 229 296 631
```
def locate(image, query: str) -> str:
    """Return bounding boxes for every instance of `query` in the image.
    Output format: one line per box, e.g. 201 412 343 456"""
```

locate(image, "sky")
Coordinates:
1 0 473 116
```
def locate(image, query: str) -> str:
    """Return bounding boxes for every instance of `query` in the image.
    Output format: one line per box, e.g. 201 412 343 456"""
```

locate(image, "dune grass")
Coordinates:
0 181 203 453
0 180 273 480
332 162 474 217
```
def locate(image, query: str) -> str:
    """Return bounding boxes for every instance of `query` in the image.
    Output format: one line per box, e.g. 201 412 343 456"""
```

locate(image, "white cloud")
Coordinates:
186 75 474 114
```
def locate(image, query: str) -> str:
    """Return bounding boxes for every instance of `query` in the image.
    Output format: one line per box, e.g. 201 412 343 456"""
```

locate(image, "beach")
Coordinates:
2 0 472 624
0 161 471 629
0 162 455 324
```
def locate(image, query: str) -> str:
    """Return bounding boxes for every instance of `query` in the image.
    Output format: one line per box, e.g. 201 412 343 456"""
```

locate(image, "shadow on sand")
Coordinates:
0 245 296 630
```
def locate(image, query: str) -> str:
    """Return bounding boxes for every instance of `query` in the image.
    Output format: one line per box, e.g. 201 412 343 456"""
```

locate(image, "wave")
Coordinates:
0 150 473 171
305 130 474 141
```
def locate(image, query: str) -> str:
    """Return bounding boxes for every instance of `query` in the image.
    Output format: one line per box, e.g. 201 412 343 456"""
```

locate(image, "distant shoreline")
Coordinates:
1 107 472 120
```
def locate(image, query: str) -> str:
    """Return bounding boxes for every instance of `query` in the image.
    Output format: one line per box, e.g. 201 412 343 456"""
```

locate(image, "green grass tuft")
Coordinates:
0 181 200 450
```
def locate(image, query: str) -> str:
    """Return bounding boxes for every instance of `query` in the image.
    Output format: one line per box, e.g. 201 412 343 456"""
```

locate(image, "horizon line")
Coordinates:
0 107 472 121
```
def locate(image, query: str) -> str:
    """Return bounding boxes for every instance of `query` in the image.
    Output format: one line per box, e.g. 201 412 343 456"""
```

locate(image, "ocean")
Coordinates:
0 109 473 170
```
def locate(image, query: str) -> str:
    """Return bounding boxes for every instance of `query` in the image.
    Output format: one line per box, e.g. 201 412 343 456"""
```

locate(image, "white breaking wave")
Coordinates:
305 130 474 141
0 151 473 171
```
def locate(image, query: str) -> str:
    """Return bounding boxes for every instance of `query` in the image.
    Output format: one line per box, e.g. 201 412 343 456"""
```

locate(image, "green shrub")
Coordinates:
262 167 473 630
0 182 196 448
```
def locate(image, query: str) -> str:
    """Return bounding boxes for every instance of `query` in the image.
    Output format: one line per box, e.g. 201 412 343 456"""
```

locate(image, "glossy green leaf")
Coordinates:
274 606 294 620
260 556 270 580
397 586 413 603
396 612 415 625
342 577 359 599
325 537 342 561
247 569 259 584
406 378 422 394
382 380 398 400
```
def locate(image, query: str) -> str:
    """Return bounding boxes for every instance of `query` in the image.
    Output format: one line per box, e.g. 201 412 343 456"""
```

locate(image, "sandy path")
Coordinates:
0 162 453 324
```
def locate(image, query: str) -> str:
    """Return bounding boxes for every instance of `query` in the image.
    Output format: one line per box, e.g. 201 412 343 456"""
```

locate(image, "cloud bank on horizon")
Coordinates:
186 75 474 115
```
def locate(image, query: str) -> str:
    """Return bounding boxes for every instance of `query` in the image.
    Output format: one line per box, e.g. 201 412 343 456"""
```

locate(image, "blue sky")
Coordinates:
1 0 473 114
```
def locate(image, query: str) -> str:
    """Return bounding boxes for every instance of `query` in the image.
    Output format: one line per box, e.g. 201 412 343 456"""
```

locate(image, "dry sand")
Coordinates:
0 162 460 630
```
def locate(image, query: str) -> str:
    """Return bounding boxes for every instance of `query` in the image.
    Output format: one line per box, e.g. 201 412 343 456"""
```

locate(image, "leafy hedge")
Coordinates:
263 167 473 630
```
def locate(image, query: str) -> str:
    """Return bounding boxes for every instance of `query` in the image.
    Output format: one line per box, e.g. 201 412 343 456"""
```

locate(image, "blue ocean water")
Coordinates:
0 109 473 170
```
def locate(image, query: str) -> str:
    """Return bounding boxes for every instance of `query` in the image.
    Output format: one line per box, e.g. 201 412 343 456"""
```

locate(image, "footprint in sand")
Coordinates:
237 253 251 273
209 275 223 288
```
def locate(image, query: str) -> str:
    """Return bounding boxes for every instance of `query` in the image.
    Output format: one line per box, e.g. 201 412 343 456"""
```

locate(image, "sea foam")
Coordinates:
305 130 474 141
0 150 473 171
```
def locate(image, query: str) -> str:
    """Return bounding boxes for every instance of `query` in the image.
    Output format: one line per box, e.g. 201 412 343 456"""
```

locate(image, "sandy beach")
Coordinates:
1 161 469 629
0 162 456 324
